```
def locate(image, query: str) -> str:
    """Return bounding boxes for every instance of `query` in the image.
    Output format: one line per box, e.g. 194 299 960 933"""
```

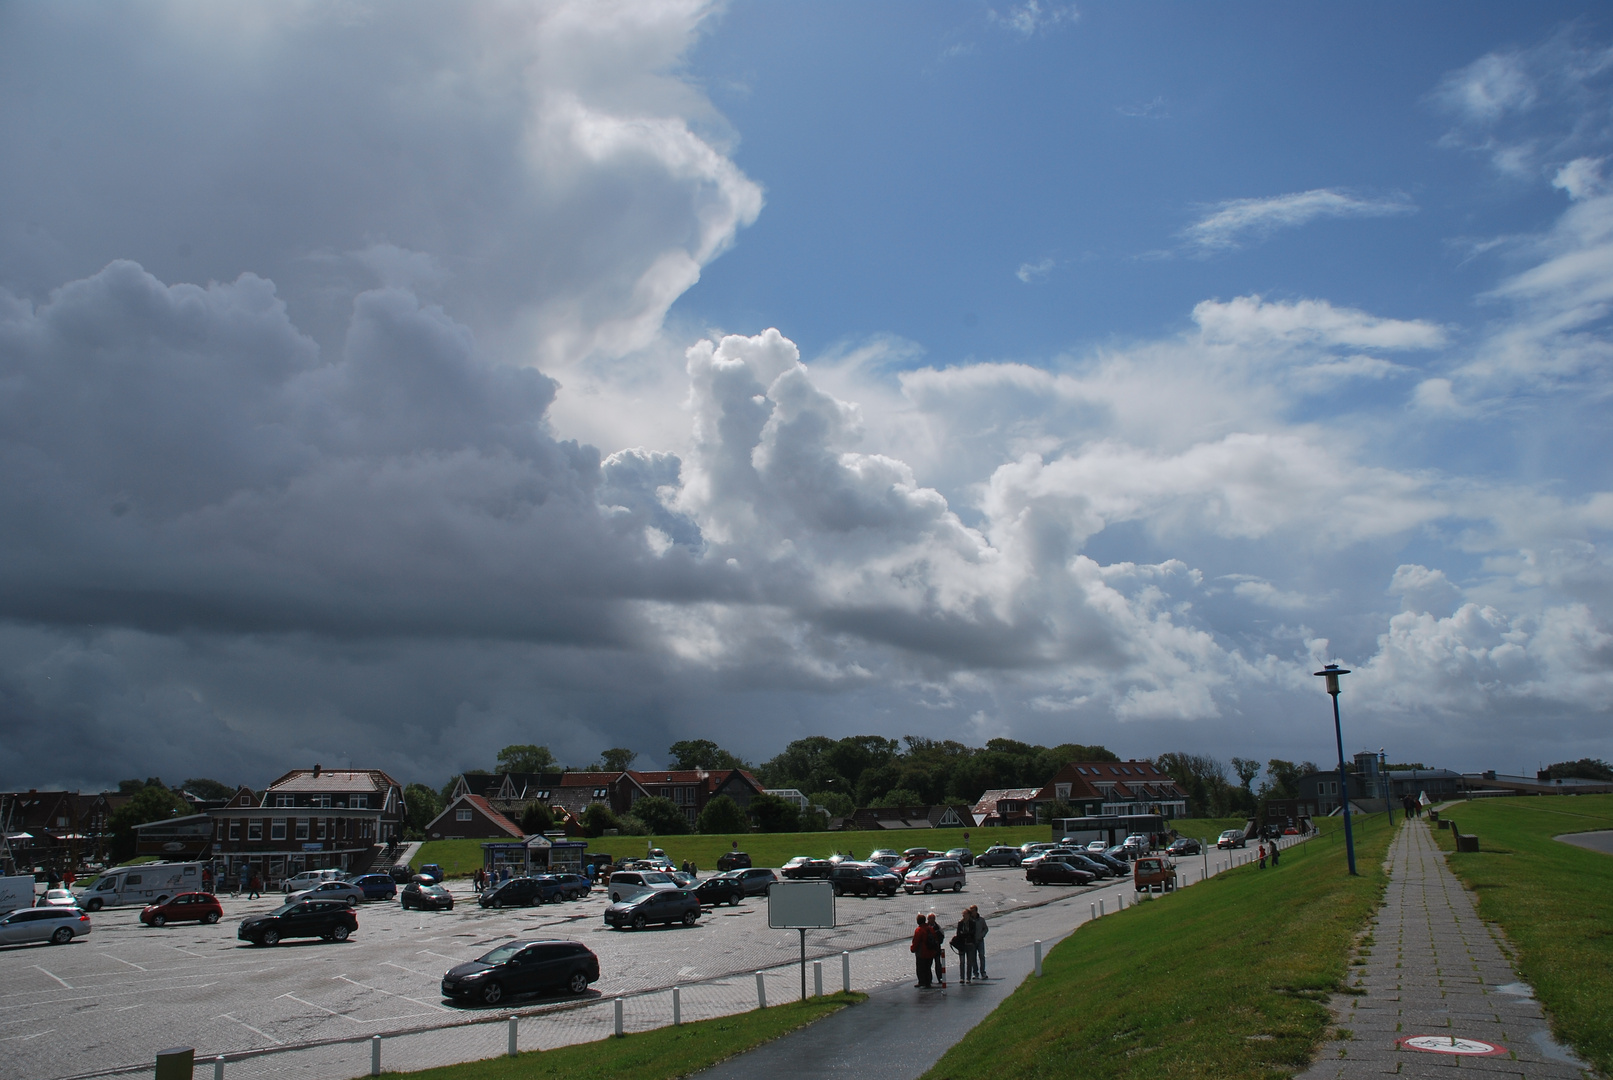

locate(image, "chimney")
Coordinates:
313 763 322 778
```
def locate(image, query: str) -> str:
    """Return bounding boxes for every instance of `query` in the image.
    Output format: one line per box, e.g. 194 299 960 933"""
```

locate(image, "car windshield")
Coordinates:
640 873 671 884
268 902 298 916
478 943 522 964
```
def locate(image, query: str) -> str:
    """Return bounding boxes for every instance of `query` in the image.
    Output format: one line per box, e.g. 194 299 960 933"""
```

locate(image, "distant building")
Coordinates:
425 794 525 841
848 805 971 830
970 788 1041 827
1031 761 1188 820
452 767 766 833
763 789 811 811
1461 771 1613 796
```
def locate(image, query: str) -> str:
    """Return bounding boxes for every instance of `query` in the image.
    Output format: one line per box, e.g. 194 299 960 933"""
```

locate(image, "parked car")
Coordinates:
1133 855 1177 893
867 853 902 869
140 892 223 927
694 872 748 907
1084 840 1109 853
781 858 834 880
974 846 1024 868
900 847 936 862
352 874 398 901
903 859 966 894
418 864 446 883
548 873 591 900
1057 852 1114 879
1123 834 1151 852
401 881 455 911
479 877 548 908
0 906 91 946
1104 845 1135 862
715 850 752 871
868 848 899 861
1085 851 1130 875
1026 860 1096 887
604 889 702 930
1019 842 1058 858
387 864 416 883
828 864 898 897
35 889 77 908
606 870 682 904
288 880 366 906
281 868 347 894
238 899 357 946
441 939 599 1006
1166 837 1202 857
669 871 698 889
1216 830 1246 850
944 847 974 866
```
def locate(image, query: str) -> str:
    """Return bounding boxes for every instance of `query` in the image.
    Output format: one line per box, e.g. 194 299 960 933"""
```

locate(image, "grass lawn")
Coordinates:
418 818 1253 880
923 812 1399 1080
372 992 864 1080
1429 794 1613 1076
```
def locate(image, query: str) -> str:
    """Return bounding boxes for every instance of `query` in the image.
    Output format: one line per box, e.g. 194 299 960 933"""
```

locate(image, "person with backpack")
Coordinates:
952 910 977 983
926 913 947 988
910 914 934 988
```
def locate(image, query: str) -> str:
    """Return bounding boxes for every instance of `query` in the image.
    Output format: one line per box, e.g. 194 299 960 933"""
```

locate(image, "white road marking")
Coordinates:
0 1029 54 1042
417 949 460 963
101 955 147 971
381 961 436 979
29 968 70 989
216 1013 283 1045
113 1004 145 1012
335 974 452 1013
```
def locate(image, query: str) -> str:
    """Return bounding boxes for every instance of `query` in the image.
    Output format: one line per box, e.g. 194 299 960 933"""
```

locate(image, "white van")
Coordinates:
0 876 37 915
75 862 204 911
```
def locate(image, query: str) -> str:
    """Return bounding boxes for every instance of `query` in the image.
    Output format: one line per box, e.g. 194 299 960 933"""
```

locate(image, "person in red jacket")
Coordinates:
910 914 934 988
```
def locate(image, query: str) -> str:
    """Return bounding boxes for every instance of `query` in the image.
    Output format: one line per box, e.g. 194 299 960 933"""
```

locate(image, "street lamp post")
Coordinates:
1314 664 1357 876
1380 748 1394 827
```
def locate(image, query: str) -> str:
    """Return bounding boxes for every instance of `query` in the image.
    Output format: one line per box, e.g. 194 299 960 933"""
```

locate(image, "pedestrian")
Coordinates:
248 872 262 900
968 905 989 979
63 867 76 890
910 914 933 988
1270 841 1281 868
952 910 977 983
202 867 213 893
1258 842 1267 869
926 914 946 988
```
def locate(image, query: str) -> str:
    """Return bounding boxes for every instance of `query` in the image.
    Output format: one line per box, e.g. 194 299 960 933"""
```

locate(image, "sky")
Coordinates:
2 1 1611 793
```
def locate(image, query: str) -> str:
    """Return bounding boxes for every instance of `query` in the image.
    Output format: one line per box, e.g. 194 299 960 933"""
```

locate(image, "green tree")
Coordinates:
697 794 749 834
1543 758 1613 782
107 782 190 862
601 747 638 772
632 796 690 835
1261 759 1319 802
118 777 168 794
747 792 800 832
497 744 556 774
404 783 443 837
616 813 648 836
581 803 620 837
519 803 554 834
1039 799 1075 825
667 739 747 771
808 790 854 818
180 778 237 802
872 787 924 808
1231 757 1263 793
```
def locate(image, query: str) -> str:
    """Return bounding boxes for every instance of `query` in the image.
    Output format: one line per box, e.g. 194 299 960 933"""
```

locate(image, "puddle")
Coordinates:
1530 1029 1589 1066
1493 982 1533 997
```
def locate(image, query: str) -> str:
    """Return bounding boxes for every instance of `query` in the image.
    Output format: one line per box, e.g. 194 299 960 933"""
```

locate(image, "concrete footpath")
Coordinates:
1298 819 1593 1080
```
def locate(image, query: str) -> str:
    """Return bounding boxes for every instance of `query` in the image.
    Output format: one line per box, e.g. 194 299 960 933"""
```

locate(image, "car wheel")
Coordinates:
953 882 963 892
151 914 166 927
481 981 504 1005
203 912 219 924
332 924 350 942
86 898 103 912
568 971 589 995
493 898 504 909
347 897 357 906
445 901 454 910
832 885 843 897
632 914 647 931
682 910 698 926
260 929 279 946
727 893 740 907
923 883 935 894
50 927 74 945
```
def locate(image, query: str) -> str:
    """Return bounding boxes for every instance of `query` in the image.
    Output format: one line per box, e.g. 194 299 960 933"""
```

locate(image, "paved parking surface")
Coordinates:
0 862 1184 1080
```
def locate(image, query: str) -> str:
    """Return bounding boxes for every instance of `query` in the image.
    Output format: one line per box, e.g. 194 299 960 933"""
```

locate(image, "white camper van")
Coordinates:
0 876 37 915
75 862 205 911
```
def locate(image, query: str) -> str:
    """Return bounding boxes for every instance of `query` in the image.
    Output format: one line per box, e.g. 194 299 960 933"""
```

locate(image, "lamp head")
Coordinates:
1312 662 1351 696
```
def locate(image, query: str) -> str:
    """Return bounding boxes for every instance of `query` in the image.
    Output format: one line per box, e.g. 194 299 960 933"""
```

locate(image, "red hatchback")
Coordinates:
141 892 223 927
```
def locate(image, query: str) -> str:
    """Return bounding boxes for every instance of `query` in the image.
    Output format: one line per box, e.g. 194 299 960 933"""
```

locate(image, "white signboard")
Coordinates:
767 880 835 929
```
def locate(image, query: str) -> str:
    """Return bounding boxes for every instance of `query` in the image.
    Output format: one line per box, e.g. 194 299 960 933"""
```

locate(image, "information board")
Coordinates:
767 880 835 929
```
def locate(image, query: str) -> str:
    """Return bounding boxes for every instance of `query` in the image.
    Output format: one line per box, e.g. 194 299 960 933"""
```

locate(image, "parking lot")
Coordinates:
0 862 1174 1080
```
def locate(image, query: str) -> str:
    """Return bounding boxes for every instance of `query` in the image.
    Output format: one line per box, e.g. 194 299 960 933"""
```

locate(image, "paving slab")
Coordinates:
1296 820 1595 1080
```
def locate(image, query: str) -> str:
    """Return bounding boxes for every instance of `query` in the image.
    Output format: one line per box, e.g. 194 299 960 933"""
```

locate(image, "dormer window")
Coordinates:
592 787 608 798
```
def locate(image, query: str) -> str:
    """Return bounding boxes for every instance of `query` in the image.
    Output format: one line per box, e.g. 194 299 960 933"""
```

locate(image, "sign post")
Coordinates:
767 881 835 1000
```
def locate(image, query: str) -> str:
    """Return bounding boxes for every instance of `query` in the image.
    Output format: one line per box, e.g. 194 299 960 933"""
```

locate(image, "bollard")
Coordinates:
842 951 851 993
673 986 681 1026
755 971 767 1009
614 997 624 1038
508 1015 518 1057
1090 903 1096 921
1098 899 1104 916
814 960 823 998
155 1048 194 1080
214 1056 225 1080
371 1036 381 1076
1034 940 1043 977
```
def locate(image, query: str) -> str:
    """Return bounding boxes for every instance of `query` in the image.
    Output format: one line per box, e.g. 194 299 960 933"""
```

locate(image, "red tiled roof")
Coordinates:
463 795 525 838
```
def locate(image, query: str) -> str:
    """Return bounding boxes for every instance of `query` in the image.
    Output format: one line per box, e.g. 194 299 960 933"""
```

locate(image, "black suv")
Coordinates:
716 850 752 871
441 939 599 1006
694 872 748 906
828 864 897 897
604 889 702 930
480 877 564 908
238 900 358 946
974 846 1024 868
781 858 834 880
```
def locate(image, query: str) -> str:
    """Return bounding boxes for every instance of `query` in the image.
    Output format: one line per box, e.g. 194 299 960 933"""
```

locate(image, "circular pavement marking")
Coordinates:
1398 1035 1509 1056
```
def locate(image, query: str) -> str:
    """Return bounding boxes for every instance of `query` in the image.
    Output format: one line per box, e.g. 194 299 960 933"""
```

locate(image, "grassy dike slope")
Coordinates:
925 815 1397 1080
1430 794 1613 1076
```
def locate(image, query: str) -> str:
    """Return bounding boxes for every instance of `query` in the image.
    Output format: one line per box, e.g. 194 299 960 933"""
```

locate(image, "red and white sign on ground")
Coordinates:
1397 1035 1508 1056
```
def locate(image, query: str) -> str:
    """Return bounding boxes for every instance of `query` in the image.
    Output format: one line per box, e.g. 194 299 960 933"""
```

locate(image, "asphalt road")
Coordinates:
0 863 1168 1080
1555 829 1613 855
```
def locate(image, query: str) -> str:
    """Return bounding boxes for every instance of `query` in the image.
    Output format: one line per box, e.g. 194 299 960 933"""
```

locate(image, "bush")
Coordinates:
872 787 923 809
519 803 554 834
749 792 801 833
581 803 620 838
616 813 648 836
634 796 692 835
698 794 749 834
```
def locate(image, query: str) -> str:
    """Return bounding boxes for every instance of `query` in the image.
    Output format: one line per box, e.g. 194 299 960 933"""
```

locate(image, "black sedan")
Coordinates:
238 900 357 946
695 873 747 907
828 864 898 897
1166 837 1203 857
441 939 599 1006
479 877 561 908
974 846 1024 868
1060 853 1115 879
401 882 454 911
1085 851 1131 875
604 889 701 930
1026 860 1096 887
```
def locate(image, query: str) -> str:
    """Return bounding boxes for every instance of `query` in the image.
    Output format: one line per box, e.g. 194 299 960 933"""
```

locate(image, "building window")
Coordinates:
270 819 286 841
350 795 367 809
593 787 608 798
456 808 473 822
275 794 293 808
295 819 309 840
248 820 263 841
315 795 332 808
229 820 241 840
316 819 327 839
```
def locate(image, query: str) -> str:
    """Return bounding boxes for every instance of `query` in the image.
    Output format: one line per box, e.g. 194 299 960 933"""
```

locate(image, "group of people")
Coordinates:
1257 840 1281 869
909 906 989 989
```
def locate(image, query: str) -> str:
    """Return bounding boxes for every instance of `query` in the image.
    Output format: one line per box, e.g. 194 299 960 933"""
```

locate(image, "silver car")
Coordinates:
287 880 366 906
36 888 78 907
0 906 92 946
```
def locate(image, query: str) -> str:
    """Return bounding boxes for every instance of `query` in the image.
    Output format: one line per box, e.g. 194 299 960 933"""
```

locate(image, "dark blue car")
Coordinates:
353 873 398 900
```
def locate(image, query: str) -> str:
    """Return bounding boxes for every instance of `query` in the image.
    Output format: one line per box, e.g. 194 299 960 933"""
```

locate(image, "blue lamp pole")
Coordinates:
1314 664 1357 876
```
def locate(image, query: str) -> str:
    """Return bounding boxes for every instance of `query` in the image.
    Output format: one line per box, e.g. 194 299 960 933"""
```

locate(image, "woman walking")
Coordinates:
953 910 977 983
